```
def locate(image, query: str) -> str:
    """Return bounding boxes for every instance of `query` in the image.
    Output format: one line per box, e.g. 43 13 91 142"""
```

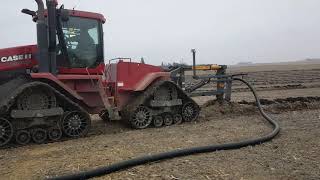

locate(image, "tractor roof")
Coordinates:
44 9 106 23
69 9 106 23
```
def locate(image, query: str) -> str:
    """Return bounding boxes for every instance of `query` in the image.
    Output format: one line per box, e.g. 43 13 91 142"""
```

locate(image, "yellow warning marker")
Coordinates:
192 64 222 71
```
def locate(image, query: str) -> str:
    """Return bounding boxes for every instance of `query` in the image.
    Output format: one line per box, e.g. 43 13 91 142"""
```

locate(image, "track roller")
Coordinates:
15 130 31 145
61 111 91 138
32 128 47 144
153 116 164 128
0 118 13 147
163 114 173 126
173 114 183 125
48 127 63 141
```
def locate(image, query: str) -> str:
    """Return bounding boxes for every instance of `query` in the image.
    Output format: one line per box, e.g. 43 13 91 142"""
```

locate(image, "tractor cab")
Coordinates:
22 0 106 74
56 11 105 72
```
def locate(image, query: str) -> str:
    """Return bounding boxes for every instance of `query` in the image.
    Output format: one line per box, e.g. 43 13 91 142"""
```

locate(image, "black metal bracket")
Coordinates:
170 49 248 102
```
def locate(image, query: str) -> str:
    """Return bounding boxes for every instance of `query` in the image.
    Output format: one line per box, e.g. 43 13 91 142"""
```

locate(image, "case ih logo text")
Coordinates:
0 54 32 63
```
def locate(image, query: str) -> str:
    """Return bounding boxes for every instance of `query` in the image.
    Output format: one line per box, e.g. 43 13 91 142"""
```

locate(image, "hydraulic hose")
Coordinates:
50 78 280 180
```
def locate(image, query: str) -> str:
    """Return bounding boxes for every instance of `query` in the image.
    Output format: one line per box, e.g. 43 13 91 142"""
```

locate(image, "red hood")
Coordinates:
0 45 38 71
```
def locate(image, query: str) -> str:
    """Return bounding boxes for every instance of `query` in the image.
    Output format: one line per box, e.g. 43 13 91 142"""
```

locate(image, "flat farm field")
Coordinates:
1 62 320 180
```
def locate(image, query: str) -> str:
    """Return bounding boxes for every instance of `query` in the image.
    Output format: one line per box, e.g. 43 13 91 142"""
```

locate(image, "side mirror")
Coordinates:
60 9 69 22
21 9 36 16
22 9 38 22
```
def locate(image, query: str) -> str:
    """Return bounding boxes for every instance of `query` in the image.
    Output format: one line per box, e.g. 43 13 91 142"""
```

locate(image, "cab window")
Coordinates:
60 16 103 68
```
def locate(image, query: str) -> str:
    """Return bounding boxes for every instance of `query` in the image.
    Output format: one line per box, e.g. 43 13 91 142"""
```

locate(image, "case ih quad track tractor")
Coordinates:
0 0 200 147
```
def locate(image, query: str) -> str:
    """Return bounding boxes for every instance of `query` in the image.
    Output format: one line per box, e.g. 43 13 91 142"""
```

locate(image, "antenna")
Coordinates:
73 0 81 10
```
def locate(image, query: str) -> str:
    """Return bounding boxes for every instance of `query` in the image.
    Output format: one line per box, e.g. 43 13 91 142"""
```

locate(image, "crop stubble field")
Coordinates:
0 62 319 180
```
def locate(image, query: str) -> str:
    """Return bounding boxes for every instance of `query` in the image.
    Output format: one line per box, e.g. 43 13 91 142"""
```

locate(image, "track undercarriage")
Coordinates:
0 77 200 148
0 76 91 147
122 80 200 129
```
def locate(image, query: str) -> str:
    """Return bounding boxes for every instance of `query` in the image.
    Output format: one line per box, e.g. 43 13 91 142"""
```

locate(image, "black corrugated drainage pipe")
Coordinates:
49 78 280 180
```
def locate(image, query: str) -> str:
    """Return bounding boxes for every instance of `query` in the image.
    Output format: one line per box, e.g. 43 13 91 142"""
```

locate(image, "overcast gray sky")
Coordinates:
1 0 319 65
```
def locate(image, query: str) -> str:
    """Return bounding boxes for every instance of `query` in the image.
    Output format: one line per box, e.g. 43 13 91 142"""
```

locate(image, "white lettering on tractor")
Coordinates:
0 57 6 62
0 54 32 63
117 82 124 87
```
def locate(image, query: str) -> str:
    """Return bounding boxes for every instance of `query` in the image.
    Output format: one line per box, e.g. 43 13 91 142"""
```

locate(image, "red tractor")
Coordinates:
0 0 199 147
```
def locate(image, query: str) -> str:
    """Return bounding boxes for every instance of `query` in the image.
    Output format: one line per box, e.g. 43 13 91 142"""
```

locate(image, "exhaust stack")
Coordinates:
35 0 49 73
34 0 58 74
47 0 58 74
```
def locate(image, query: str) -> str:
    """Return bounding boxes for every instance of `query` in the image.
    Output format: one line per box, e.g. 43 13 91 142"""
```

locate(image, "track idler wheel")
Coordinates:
163 114 173 126
61 111 91 138
0 118 13 147
32 128 47 144
130 106 152 129
153 116 164 128
15 130 31 145
173 114 183 125
182 102 200 122
48 127 63 141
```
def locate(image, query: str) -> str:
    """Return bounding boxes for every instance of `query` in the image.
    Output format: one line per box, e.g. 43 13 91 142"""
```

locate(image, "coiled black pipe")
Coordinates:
50 78 280 180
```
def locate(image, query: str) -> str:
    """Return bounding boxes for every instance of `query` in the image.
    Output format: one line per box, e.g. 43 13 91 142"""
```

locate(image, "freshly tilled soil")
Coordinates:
0 101 319 180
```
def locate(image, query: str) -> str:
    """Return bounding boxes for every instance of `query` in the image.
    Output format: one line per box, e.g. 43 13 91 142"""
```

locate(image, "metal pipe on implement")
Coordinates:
191 49 197 78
